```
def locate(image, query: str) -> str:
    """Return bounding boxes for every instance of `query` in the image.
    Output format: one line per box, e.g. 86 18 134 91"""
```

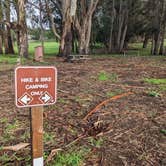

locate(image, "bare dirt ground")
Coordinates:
0 56 166 166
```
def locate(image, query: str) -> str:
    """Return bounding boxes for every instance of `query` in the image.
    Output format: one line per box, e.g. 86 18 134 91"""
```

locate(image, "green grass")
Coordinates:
129 42 151 56
29 40 59 56
0 120 20 142
144 78 166 85
147 91 161 97
88 137 104 148
98 71 109 81
0 40 59 64
1 40 165 65
106 89 124 97
44 132 55 144
0 54 18 64
160 129 166 135
50 148 88 166
144 78 166 92
98 71 118 82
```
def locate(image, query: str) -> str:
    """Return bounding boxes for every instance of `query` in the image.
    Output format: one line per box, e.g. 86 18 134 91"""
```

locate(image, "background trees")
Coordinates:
0 0 166 57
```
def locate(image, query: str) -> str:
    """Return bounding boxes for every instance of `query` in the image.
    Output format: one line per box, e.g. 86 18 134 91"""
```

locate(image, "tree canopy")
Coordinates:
0 0 166 57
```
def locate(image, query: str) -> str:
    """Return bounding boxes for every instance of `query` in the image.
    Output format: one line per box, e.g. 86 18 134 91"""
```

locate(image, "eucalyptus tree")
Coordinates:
0 0 15 54
75 0 100 54
58 0 77 57
143 0 166 55
0 1 3 54
17 0 28 58
5 0 15 54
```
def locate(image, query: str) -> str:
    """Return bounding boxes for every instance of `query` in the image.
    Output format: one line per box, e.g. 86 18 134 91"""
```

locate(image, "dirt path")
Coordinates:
0 56 166 165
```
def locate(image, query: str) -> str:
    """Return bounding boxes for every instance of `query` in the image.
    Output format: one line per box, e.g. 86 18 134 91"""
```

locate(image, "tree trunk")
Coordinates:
5 0 14 54
108 0 128 53
0 35 3 54
45 0 60 40
78 29 86 54
159 25 165 55
116 0 123 51
59 0 77 57
151 36 155 55
108 0 115 52
6 27 15 54
59 17 72 56
153 32 160 55
4 31 9 54
143 34 149 48
75 0 100 55
85 15 92 54
120 24 128 52
18 0 28 58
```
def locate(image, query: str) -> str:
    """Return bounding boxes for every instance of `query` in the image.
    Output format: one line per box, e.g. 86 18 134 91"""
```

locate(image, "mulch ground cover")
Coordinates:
0 56 166 165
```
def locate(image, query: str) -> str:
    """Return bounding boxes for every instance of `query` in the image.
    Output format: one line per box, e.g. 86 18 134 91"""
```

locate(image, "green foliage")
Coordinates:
51 150 85 166
160 129 166 135
88 137 104 148
29 41 59 56
44 132 54 143
0 153 10 162
0 41 59 64
20 130 30 140
98 71 118 82
29 28 41 40
0 117 8 123
147 91 160 97
58 98 69 104
145 78 166 92
0 55 18 64
106 89 123 97
98 71 109 81
109 73 118 82
159 85 166 92
0 120 20 142
144 78 166 85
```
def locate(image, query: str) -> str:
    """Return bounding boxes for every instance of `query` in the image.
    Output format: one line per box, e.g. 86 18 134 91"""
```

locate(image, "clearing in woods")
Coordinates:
0 56 166 165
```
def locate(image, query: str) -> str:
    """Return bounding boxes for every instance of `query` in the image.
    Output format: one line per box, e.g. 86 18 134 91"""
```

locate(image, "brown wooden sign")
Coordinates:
15 66 57 108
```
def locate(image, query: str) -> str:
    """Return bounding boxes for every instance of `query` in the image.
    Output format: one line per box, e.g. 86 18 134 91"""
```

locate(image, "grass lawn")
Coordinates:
29 40 59 56
0 40 165 64
0 40 59 64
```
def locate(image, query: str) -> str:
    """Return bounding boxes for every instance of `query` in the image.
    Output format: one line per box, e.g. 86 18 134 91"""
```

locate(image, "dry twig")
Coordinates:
83 92 133 121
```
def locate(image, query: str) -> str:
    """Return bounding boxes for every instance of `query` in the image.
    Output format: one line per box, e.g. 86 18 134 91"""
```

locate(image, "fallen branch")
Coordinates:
2 143 29 151
46 148 62 164
83 92 133 121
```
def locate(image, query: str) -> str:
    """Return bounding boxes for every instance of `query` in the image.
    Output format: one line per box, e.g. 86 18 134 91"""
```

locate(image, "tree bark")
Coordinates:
143 34 149 48
5 0 14 54
159 25 165 55
45 0 60 40
153 32 160 55
151 35 155 55
108 0 129 53
0 0 3 54
59 0 77 57
116 0 123 51
120 24 128 52
75 0 100 55
0 35 3 54
18 0 28 58
108 0 115 52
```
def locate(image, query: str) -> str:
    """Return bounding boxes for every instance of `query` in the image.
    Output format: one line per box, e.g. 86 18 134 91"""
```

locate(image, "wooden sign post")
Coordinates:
31 106 44 165
15 66 57 166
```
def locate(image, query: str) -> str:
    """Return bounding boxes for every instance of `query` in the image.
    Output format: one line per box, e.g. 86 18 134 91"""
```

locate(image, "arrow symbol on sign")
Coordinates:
21 95 31 104
41 93 51 103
